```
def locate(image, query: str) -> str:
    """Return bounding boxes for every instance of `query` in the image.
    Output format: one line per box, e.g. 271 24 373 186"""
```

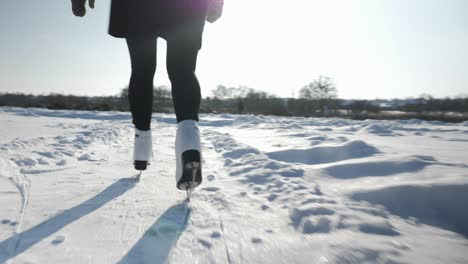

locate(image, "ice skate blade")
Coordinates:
176 150 202 190
177 162 201 191
185 164 200 201
178 178 199 191
133 171 143 181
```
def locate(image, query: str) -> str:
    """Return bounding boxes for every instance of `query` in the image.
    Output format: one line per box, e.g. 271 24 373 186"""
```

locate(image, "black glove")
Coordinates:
206 0 224 23
71 0 95 17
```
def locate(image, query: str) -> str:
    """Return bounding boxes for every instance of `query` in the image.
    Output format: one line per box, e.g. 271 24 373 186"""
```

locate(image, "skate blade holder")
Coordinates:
134 160 150 171
181 161 200 198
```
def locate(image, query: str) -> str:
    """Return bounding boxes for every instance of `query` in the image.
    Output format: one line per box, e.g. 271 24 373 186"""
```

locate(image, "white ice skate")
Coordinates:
175 120 202 193
133 128 153 171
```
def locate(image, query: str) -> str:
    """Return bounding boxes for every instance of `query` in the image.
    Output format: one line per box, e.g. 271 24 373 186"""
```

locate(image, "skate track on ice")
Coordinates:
0 107 468 263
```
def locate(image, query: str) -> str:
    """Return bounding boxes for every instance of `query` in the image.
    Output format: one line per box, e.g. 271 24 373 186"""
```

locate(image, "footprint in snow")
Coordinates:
51 235 65 245
198 239 212 248
210 231 221 238
78 153 92 161
56 160 67 166
302 217 332 234
251 237 263 244
201 187 220 192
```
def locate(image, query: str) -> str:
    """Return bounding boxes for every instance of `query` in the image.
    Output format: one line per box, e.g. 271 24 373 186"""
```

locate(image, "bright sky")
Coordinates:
0 0 467 99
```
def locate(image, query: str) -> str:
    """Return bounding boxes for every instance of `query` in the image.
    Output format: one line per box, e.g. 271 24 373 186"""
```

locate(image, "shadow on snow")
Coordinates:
0 177 138 263
118 202 191 264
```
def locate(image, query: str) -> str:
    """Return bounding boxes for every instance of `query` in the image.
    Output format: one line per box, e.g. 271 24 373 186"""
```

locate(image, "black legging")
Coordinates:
126 21 204 130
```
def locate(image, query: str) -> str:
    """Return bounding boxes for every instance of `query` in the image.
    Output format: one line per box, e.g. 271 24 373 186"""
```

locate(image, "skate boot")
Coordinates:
133 128 153 171
175 120 202 191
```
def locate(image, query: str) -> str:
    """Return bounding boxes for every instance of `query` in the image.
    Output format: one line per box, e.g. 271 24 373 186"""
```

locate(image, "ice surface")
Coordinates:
0 106 467 263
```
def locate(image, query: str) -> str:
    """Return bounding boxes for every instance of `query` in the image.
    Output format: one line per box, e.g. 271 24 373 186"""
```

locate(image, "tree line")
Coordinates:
1 76 467 122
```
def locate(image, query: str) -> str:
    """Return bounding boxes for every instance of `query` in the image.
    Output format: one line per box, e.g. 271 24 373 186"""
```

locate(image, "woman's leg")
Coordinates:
165 24 204 123
126 36 157 131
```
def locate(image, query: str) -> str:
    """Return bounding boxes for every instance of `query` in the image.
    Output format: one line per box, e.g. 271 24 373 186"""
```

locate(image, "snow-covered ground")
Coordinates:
0 106 467 264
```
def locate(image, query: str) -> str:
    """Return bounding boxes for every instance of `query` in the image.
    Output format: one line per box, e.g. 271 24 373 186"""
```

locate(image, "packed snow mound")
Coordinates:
361 124 397 136
351 184 468 238
265 140 379 165
322 155 436 179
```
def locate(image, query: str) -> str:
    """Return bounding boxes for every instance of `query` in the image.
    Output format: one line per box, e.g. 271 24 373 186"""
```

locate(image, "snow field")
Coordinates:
0 107 468 263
